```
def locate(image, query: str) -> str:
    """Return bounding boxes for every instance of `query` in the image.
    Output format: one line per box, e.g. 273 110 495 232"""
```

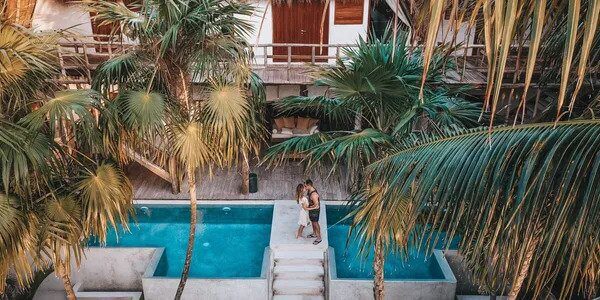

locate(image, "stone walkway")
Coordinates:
269 201 328 299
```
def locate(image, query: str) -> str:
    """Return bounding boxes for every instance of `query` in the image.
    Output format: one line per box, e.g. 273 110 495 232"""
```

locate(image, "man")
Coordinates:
305 179 322 245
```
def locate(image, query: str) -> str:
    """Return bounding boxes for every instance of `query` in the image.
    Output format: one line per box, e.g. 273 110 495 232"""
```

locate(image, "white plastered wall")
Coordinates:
31 0 93 35
244 0 370 64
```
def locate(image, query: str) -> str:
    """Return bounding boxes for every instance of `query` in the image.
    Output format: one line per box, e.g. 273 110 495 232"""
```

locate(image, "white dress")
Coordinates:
298 196 310 226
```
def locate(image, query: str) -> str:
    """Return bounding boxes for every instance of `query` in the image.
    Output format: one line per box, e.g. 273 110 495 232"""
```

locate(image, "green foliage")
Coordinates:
0 21 134 294
265 31 483 181
369 120 600 298
0 23 59 116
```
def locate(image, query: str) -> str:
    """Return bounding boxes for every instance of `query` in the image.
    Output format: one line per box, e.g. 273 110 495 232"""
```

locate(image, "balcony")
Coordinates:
56 35 505 87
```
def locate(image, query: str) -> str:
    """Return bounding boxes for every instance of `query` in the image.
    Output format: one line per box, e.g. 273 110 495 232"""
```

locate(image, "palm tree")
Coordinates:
404 0 599 125
263 31 485 299
86 1 266 297
366 119 600 299
0 21 134 299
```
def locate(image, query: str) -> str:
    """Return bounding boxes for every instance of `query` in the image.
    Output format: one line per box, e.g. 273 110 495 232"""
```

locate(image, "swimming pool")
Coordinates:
327 206 455 280
90 204 273 278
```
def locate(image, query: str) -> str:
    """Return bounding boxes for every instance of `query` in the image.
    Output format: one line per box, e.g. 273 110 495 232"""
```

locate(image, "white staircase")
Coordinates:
272 250 326 300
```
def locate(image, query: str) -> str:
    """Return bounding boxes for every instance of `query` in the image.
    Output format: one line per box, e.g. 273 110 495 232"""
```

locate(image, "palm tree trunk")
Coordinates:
56 261 76 300
174 167 198 300
508 238 538 299
241 148 250 195
373 236 385 300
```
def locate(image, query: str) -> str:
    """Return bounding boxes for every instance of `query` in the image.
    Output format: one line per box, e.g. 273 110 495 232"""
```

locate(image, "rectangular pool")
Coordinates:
327 206 449 280
91 204 273 278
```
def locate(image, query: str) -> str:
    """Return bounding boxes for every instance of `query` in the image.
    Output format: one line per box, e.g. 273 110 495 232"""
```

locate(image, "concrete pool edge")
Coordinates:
325 201 458 299
326 248 457 283
77 203 273 300
134 199 276 205
131 203 273 300
141 247 272 300
327 248 457 299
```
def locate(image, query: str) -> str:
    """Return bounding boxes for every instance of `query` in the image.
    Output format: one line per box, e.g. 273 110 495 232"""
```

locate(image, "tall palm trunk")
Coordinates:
174 167 197 299
56 261 76 300
373 236 385 300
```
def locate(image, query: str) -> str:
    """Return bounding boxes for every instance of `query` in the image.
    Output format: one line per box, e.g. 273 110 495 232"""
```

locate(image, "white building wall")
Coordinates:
244 0 370 64
31 0 93 35
328 0 370 45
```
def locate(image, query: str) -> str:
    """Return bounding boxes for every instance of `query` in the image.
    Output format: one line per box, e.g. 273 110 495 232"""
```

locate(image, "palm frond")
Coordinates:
76 163 133 244
92 52 142 92
0 120 57 193
119 90 166 134
262 132 334 168
82 0 146 38
347 182 419 259
20 90 102 151
274 95 354 124
169 121 214 170
0 22 59 116
0 193 34 292
369 120 600 298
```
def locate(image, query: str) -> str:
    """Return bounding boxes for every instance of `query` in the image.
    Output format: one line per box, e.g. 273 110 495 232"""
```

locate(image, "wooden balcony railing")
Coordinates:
56 35 537 86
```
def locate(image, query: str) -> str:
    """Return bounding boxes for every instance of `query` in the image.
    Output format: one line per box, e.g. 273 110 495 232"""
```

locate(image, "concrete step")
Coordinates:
273 279 324 296
274 271 324 280
274 265 324 280
275 258 323 267
274 250 324 260
273 295 325 300
274 264 325 275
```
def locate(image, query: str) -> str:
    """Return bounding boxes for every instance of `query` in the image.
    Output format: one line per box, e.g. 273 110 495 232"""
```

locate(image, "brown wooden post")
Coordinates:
287 45 291 81
263 45 268 66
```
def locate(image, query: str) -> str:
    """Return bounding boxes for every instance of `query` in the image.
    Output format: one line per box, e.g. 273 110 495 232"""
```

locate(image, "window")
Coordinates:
334 1 364 25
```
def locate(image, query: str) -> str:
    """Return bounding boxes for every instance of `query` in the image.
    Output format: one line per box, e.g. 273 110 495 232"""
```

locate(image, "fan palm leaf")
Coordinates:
0 22 59 116
82 0 146 38
0 193 35 292
21 90 103 151
118 90 166 134
76 163 133 244
169 121 214 171
368 120 600 298
0 120 57 193
92 52 143 92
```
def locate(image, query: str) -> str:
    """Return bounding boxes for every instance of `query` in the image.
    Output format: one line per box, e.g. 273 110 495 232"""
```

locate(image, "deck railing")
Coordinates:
57 35 534 85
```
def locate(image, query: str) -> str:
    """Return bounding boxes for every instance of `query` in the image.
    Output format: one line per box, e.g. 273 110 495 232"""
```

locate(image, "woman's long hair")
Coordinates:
295 184 304 203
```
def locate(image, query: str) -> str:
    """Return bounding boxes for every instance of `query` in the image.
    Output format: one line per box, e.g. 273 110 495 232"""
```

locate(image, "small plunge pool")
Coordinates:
90 204 273 278
327 205 457 280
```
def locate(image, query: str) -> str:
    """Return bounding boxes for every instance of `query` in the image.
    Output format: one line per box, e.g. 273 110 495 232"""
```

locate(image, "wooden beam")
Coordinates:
125 147 172 183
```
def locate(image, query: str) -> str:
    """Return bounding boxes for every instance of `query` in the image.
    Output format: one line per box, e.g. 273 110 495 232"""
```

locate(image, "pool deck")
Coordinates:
270 201 329 251
128 163 349 201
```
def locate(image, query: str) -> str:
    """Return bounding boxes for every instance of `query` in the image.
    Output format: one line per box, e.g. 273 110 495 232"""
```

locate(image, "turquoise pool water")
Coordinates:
327 206 455 280
90 205 273 278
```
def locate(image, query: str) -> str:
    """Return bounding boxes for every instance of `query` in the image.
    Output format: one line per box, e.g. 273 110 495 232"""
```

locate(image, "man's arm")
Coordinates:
310 192 320 209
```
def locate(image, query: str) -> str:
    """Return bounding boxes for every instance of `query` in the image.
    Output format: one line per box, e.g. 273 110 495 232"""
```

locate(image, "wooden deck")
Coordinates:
127 162 349 201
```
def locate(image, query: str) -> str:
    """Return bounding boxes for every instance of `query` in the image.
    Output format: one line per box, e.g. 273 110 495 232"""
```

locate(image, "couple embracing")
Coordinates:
295 179 322 245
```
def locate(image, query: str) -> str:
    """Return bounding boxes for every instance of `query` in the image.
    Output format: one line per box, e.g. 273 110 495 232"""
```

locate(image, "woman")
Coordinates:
295 184 310 239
